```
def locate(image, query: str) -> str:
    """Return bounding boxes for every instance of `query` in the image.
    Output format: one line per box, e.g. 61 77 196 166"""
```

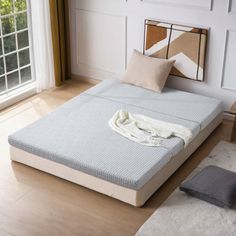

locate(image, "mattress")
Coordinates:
8 79 223 192
10 114 223 207
85 79 222 130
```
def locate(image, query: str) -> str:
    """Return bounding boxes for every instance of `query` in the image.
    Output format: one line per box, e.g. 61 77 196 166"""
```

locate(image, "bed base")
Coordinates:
10 113 223 207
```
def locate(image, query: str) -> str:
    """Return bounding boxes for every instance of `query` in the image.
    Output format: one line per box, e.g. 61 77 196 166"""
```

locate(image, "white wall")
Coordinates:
69 0 236 108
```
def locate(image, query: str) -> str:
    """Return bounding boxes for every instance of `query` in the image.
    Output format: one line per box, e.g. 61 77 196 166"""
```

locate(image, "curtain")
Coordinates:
49 0 71 87
31 0 55 92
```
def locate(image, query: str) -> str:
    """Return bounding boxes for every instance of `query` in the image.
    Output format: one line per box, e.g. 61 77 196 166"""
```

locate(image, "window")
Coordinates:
0 0 34 96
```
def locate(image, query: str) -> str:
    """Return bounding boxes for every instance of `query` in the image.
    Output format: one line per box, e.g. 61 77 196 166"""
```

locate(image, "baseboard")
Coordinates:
71 74 100 85
224 112 235 121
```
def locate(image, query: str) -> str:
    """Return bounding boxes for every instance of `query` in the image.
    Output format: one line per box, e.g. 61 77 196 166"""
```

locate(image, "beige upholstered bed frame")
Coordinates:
10 113 223 207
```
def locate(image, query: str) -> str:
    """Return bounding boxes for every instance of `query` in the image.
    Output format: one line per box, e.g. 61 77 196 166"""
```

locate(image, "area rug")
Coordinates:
136 141 236 236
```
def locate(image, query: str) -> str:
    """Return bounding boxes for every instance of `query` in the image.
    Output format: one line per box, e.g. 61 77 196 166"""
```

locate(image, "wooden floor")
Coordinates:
0 79 235 236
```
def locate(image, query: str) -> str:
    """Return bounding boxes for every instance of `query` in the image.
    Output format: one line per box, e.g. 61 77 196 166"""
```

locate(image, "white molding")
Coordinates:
221 30 229 90
74 9 127 81
221 30 236 92
228 0 236 14
74 62 122 81
140 0 213 11
144 17 210 31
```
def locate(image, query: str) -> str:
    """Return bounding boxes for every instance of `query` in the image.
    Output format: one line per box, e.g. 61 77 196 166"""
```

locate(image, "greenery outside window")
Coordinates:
0 0 34 96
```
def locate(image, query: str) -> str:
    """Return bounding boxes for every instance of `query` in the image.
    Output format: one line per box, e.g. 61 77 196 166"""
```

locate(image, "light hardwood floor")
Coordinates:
0 79 235 236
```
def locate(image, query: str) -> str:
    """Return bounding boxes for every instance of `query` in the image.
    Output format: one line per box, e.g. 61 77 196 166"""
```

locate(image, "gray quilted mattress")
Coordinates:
8 79 223 190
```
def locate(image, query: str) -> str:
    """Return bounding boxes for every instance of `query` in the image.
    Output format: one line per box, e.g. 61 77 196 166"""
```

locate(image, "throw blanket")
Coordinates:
109 110 192 147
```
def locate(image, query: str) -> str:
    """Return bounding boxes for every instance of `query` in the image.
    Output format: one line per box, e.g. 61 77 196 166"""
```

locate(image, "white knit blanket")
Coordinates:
109 110 192 147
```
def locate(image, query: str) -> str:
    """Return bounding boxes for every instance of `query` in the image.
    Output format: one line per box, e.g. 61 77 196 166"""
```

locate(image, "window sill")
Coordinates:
0 82 37 111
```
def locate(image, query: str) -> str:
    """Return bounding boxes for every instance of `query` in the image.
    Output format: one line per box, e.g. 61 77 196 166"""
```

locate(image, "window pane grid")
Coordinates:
0 0 33 97
0 27 28 38
13 0 21 84
0 45 30 58
0 10 27 20
4 63 31 76
0 73 32 95
0 14 9 90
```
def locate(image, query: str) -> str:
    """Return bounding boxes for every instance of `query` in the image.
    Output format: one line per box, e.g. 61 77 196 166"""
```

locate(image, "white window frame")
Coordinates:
0 0 36 102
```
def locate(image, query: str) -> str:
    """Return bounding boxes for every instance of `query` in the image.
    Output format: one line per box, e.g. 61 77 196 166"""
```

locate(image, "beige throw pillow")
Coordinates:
122 50 175 93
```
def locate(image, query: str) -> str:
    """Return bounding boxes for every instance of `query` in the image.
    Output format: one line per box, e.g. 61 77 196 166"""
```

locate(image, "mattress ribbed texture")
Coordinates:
8 79 223 190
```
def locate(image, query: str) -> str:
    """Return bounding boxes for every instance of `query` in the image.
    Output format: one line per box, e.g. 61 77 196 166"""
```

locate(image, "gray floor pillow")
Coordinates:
180 165 236 208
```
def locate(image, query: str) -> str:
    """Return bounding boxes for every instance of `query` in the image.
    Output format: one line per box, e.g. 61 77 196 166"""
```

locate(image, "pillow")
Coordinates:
122 50 175 93
180 165 236 208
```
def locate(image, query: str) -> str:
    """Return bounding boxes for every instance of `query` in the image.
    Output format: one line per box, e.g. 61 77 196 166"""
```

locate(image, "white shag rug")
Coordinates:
136 141 236 236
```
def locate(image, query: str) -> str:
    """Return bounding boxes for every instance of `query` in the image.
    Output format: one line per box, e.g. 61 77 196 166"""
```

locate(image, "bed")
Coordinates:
8 79 223 206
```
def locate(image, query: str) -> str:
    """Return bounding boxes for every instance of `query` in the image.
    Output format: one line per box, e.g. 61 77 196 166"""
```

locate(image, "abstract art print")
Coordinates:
144 20 208 81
